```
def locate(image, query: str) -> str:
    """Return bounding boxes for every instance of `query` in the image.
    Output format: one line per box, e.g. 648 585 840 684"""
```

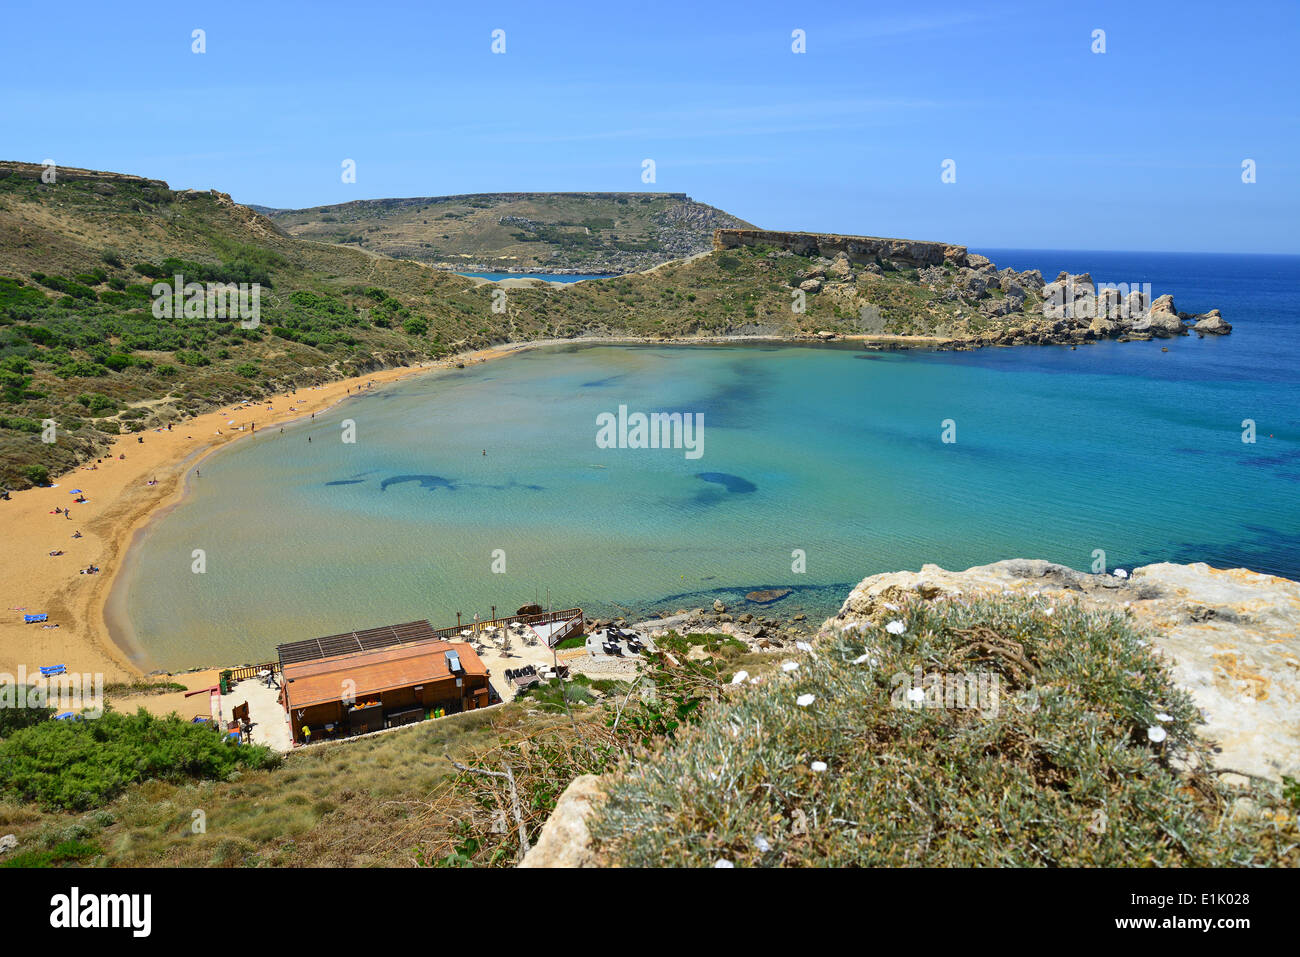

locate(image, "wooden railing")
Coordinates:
227 662 280 681
547 614 584 647
429 607 583 641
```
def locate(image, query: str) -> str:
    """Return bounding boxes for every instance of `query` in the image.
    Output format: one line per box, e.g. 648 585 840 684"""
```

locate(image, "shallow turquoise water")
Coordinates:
115 332 1298 672
117 246 1300 671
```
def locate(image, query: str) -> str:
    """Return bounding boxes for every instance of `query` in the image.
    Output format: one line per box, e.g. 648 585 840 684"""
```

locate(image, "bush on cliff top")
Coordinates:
0 708 281 811
588 595 1296 867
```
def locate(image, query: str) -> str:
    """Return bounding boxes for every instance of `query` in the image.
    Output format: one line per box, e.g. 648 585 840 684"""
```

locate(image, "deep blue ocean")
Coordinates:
116 249 1299 670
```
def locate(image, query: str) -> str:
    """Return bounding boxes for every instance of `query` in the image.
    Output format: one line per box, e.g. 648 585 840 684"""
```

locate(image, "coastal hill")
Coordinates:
256 192 754 274
0 160 1225 490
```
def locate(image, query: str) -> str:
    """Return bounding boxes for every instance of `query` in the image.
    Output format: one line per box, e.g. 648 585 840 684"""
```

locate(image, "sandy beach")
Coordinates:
0 332 920 687
0 359 465 683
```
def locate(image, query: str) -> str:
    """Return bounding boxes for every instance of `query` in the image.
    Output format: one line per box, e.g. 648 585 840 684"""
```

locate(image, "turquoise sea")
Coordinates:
114 250 1299 671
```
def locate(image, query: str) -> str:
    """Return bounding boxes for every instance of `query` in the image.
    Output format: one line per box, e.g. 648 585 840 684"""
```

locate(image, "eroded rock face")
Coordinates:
824 560 1300 781
714 228 960 267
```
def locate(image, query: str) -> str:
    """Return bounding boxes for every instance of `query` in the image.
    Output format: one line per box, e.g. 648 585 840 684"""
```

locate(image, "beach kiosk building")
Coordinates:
277 621 491 745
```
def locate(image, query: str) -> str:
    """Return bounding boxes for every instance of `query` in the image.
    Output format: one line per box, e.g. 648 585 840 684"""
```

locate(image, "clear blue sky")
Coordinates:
3 0 1296 253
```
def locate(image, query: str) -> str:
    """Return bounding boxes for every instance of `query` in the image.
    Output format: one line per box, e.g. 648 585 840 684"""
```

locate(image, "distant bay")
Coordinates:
114 251 1300 671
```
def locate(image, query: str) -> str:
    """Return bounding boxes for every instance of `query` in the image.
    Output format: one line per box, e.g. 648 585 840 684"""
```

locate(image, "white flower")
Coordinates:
1155 712 1173 723
1114 568 1129 579
1147 725 1167 743
885 620 906 635
714 859 734 868
782 661 799 672
754 835 771 852
1045 607 1055 617
883 602 900 612
749 677 761 685
810 761 828 773
795 641 812 652
731 670 749 685
907 687 924 703
796 693 815 707
852 653 871 665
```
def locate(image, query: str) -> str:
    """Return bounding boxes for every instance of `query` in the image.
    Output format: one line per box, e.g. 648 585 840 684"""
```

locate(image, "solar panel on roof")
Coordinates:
277 620 438 667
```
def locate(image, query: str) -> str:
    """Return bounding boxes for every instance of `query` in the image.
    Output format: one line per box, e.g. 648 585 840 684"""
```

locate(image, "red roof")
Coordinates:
283 638 487 710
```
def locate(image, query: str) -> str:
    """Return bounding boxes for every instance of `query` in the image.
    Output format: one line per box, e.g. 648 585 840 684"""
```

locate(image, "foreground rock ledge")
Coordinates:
829 559 1300 782
518 774 605 868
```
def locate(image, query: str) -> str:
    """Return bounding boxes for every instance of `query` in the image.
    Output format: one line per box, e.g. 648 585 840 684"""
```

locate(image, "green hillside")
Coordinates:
0 160 1056 491
259 191 754 274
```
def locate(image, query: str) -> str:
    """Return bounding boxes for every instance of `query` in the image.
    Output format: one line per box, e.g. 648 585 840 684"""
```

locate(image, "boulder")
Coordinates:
1089 316 1119 338
1194 310 1232 335
746 588 792 604
957 269 988 298
519 775 604 868
713 599 726 613
827 254 854 281
799 278 823 293
943 245 969 267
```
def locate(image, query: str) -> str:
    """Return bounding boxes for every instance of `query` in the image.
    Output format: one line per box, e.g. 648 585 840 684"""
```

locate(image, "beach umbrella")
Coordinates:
69 489 82 494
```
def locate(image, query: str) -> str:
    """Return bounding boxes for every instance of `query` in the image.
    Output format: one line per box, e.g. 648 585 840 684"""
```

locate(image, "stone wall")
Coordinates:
714 228 967 268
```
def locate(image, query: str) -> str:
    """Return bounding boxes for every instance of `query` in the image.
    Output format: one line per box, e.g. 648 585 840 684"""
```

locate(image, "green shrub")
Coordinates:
591 596 1293 867
0 708 281 811
0 688 53 736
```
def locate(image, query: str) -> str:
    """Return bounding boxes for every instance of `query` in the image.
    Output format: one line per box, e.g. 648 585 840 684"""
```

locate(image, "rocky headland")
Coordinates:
714 228 1230 348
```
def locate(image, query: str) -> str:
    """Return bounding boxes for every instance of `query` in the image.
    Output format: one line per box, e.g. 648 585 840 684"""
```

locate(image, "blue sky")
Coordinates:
3 0 1296 252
